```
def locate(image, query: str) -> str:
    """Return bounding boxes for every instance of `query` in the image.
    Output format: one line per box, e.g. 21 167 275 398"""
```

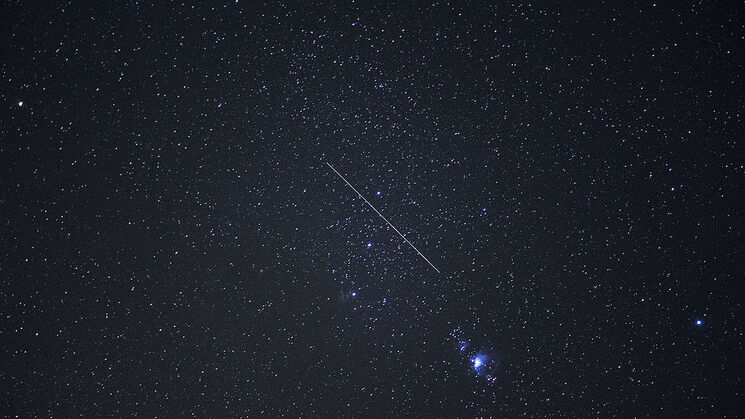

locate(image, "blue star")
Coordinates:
696 319 702 326
376 191 381 196
366 242 372 248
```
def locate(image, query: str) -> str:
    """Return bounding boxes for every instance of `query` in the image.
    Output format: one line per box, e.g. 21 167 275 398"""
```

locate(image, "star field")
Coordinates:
2 1 744 416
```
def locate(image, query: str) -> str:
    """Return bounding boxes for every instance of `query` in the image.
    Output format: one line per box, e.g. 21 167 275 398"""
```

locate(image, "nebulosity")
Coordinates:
450 328 499 383
472 354 484 369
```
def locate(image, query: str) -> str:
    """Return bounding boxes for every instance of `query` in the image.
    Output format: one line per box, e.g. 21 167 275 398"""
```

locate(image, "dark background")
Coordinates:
2 1 744 416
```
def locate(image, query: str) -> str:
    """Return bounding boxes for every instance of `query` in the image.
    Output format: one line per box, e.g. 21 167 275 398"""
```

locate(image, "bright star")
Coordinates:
696 319 702 326
351 292 357 297
472 355 484 369
376 191 381 196
366 242 372 248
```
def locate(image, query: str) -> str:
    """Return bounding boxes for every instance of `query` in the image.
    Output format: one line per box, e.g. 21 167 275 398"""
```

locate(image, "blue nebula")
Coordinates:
472 355 485 370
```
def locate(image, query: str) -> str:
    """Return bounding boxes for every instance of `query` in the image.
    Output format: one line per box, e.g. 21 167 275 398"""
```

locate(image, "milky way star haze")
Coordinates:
1 1 742 417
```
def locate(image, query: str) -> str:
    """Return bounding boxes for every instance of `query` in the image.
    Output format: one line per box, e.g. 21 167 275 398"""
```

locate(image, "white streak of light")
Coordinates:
326 162 441 274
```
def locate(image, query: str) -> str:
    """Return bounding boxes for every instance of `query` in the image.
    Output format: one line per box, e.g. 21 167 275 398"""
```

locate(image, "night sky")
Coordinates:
2 1 744 417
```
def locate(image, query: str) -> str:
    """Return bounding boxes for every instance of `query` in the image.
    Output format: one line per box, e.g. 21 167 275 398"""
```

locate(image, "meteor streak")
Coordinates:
326 162 441 274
